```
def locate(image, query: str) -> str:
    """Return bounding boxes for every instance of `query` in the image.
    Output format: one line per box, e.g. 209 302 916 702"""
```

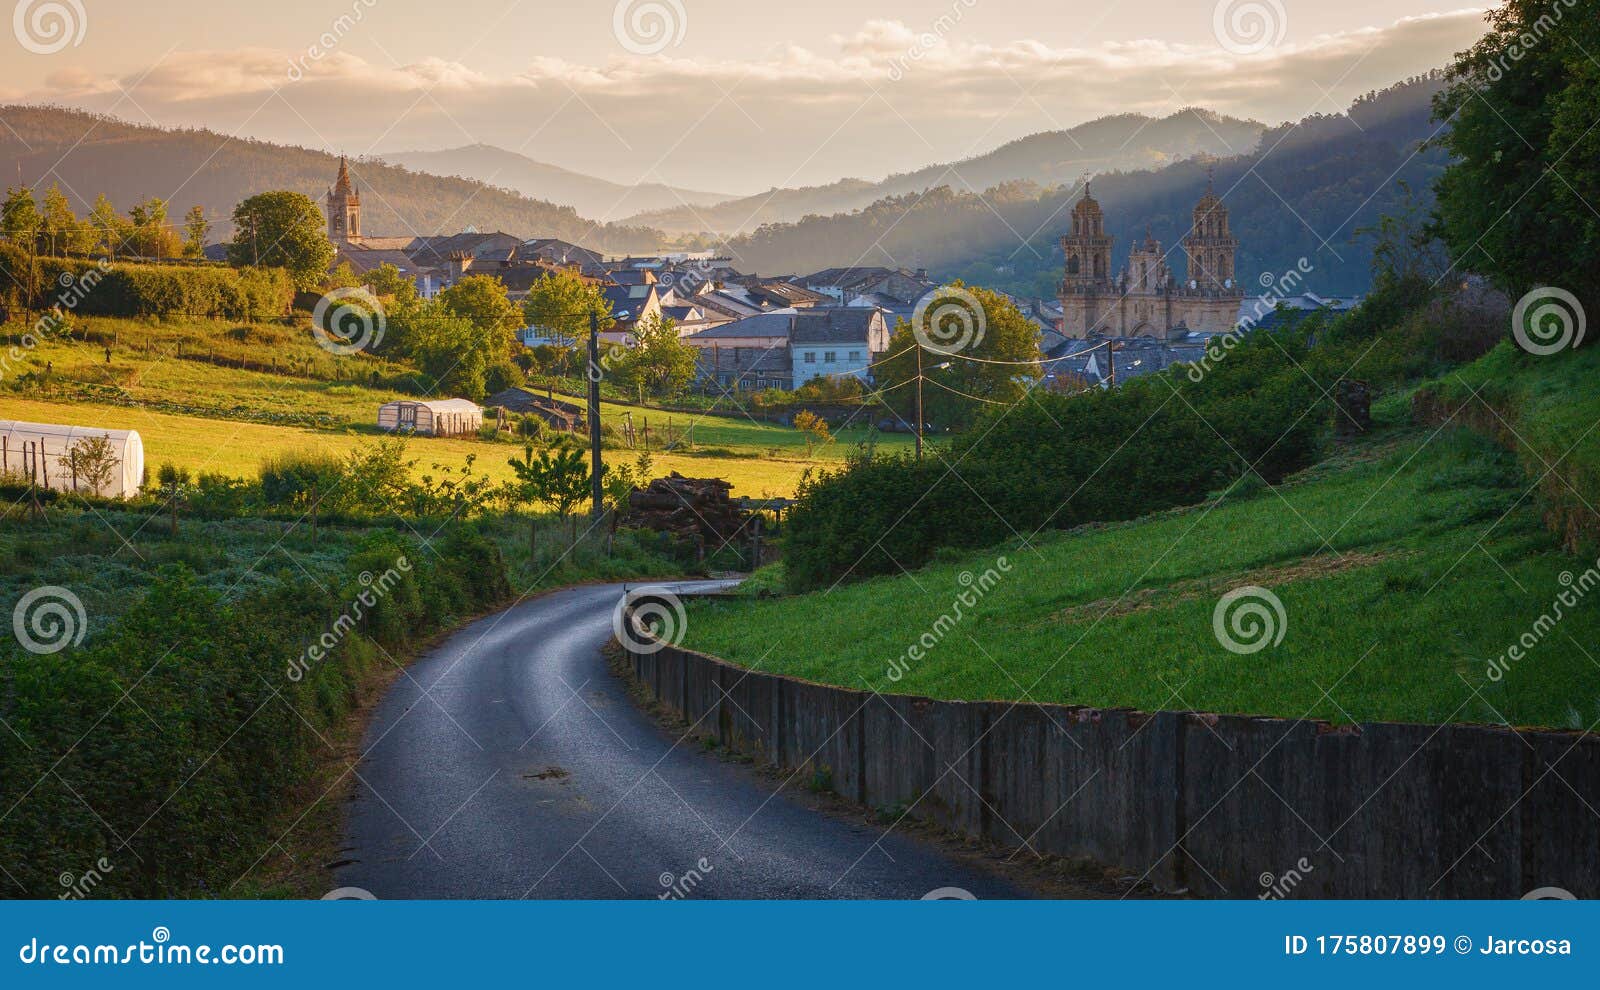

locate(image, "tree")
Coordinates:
1432 2 1600 312
65 435 119 496
88 194 129 259
872 284 1042 430
127 197 181 258
1 187 40 249
437 274 522 337
508 444 593 543
182 205 211 258
39 184 90 256
227 191 335 290
523 268 613 346
362 262 418 305
793 410 832 458
612 313 697 401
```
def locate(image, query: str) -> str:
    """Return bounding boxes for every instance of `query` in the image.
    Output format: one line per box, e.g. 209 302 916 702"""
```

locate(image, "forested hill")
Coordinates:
0 105 667 254
723 75 1448 299
624 108 1266 236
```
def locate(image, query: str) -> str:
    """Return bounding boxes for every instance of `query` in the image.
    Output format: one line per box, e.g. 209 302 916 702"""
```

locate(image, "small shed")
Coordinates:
377 399 483 437
0 420 145 499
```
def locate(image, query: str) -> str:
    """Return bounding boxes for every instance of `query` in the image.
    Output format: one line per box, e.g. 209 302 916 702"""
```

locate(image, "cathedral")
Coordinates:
1058 178 1244 338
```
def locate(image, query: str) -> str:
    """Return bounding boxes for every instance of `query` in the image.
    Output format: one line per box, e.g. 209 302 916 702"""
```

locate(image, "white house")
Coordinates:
789 308 889 385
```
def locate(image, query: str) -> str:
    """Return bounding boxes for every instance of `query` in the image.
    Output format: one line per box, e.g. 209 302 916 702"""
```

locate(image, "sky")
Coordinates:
2 1 1492 195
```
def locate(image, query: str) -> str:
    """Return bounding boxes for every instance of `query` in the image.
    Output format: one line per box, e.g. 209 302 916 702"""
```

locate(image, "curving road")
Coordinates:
337 581 1025 899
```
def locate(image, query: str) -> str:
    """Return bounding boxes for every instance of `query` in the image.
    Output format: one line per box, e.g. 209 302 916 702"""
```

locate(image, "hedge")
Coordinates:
1 247 293 322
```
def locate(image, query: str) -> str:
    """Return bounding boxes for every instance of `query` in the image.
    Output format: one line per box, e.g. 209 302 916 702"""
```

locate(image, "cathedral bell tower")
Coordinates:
1182 169 1237 293
327 156 362 244
1059 183 1114 337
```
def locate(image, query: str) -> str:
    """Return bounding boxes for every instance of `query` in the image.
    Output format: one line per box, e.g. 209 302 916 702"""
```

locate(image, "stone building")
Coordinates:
1059 178 1244 338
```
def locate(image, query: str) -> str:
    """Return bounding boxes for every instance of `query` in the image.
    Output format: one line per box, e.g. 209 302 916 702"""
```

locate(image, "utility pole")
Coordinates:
588 308 604 520
915 343 924 464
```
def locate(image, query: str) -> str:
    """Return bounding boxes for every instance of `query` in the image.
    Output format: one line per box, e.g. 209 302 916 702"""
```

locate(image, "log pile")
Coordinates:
623 473 751 553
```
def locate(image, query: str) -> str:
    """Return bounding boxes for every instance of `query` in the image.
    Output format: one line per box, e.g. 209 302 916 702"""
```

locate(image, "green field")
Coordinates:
682 424 1600 729
1 316 895 497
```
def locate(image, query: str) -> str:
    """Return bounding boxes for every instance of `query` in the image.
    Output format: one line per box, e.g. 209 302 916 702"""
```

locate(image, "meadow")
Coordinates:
682 423 1600 730
1 315 910 498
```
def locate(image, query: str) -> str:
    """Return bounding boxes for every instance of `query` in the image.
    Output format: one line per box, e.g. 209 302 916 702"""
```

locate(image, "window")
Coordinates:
824 351 836 363
804 352 816 364
848 351 861 361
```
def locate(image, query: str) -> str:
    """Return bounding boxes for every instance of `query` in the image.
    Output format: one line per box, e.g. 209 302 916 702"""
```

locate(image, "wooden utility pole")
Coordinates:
588 308 604 521
915 343 925 464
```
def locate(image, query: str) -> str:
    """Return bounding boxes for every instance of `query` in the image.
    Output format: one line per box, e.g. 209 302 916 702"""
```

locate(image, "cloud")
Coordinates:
15 10 1488 193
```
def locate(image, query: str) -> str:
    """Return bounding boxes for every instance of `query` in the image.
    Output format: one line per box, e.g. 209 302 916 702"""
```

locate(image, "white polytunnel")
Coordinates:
0 419 145 499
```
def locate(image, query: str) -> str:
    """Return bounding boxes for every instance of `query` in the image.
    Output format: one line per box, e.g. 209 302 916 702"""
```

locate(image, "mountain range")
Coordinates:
619 109 1266 235
721 75 1449 299
377 144 738 222
0 106 664 254
0 79 1446 300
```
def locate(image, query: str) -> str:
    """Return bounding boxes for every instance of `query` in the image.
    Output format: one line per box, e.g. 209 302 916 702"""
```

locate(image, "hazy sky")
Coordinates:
3 1 1490 194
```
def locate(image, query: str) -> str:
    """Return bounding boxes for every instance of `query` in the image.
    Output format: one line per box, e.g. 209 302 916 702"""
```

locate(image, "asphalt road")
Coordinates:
337 581 1025 899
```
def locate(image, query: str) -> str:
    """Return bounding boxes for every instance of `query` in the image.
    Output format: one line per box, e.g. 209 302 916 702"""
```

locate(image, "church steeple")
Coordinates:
326 155 361 244
1061 182 1113 289
1183 168 1236 294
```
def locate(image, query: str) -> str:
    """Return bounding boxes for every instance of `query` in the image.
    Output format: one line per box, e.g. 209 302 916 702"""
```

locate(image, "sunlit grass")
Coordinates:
683 428 1600 729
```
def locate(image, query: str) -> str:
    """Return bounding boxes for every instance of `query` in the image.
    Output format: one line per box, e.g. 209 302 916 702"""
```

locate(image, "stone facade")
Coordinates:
1059 179 1244 339
326 156 361 244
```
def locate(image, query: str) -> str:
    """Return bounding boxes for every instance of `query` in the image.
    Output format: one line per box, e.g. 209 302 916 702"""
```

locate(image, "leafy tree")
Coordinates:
1 187 40 248
793 410 832 458
39 184 91 256
87 194 129 259
437 273 522 337
65 435 119 496
523 268 613 346
611 313 697 401
127 197 181 258
872 284 1042 430
182 205 211 258
508 444 593 543
1433 1 1600 311
362 262 418 305
227 191 335 290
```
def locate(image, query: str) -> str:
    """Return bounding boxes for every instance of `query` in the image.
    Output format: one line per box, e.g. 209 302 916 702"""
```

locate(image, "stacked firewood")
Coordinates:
623 474 751 552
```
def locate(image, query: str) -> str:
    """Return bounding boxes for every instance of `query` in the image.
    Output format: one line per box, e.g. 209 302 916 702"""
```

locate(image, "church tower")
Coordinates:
1059 183 1114 338
327 156 361 244
1182 170 1237 293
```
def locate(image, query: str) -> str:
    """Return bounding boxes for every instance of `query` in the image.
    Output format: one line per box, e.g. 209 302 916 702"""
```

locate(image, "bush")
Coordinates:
783 328 1335 591
18 258 294 321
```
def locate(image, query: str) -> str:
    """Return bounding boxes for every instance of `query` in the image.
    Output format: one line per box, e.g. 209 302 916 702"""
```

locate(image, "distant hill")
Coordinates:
0 106 666 254
623 108 1267 235
722 75 1450 300
378 144 738 221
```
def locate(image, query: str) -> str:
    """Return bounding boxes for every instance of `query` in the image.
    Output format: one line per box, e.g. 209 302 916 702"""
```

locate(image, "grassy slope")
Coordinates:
1420 341 1600 549
2 316 902 497
683 422 1600 729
